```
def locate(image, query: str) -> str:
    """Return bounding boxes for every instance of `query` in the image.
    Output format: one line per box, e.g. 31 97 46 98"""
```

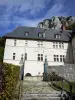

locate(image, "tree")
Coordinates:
0 37 5 47
66 23 75 30
0 47 4 62
0 37 5 62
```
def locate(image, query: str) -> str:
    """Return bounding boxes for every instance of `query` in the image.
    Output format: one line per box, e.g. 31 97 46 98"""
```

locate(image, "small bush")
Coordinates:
0 63 20 100
50 72 62 81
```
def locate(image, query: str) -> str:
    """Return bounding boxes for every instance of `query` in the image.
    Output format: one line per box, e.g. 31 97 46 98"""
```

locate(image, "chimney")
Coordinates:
61 25 66 31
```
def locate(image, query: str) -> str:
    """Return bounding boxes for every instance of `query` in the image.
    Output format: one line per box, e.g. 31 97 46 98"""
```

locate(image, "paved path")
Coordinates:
20 77 62 100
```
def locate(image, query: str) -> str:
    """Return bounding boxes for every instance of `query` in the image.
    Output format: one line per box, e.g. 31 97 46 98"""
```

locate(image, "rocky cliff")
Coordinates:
37 16 75 30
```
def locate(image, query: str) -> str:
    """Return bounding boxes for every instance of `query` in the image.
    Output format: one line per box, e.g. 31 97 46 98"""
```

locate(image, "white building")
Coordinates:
3 26 74 76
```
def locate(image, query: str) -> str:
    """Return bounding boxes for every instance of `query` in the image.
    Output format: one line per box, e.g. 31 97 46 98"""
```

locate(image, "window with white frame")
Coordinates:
54 55 59 62
21 54 23 61
53 42 58 48
25 40 28 46
38 32 42 38
24 32 29 36
14 39 16 46
55 34 61 38
60 55 65 62
13 53 16 60
37 41 43 47
53 42 64 49
62 43 64 48
54 55 65 62
37 54 43 61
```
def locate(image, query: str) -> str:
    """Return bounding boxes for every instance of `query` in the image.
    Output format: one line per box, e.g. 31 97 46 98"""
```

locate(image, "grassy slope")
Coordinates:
55 81 75 94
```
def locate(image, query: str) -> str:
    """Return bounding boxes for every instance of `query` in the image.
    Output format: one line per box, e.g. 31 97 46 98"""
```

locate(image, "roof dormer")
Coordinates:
54 34 61 39
38 32 42 38
24 32 29 36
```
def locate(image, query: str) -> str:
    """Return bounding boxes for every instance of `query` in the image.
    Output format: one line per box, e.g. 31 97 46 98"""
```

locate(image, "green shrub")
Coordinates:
0 63 20 100
49 72 62 81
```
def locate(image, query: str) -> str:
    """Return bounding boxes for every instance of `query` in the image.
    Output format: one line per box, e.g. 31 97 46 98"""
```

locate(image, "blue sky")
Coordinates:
0 0 75 37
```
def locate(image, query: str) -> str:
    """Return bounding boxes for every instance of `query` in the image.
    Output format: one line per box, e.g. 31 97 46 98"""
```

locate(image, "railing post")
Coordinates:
69 84 72 100
62 78 64 92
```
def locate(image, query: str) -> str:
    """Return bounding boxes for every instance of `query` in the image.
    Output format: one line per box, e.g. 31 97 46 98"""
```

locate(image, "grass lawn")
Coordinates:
54 81 75 94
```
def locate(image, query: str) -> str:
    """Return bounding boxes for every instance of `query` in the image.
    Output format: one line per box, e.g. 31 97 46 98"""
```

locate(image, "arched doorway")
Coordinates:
25 73 32 76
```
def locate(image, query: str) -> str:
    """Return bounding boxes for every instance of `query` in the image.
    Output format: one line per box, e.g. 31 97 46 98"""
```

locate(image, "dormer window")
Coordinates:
38 32 42 38
43 33 46 38
24 32 29 36
55 34 61 39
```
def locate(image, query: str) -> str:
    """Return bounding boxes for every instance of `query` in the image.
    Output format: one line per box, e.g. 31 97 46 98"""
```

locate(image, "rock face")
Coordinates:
37 16 75 30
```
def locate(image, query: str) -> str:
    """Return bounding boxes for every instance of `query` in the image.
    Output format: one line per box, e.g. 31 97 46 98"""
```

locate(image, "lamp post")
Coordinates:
43 55 48 81
19 54 25 80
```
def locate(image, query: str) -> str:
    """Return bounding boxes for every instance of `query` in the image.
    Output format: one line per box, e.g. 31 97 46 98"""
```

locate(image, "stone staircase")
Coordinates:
21 93 64 100
20 77 66 100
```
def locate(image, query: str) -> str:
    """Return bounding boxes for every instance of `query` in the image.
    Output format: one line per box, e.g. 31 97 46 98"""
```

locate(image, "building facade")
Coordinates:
3 26 74 76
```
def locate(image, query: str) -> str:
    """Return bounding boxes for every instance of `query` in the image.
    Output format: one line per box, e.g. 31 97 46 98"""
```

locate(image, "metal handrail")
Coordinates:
47 73 72 99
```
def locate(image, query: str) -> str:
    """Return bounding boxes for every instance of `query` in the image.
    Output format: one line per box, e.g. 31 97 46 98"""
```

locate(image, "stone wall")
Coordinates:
48 64 75 81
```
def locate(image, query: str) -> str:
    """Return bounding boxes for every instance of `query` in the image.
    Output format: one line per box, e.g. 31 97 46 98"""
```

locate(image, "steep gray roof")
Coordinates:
5 26 72 42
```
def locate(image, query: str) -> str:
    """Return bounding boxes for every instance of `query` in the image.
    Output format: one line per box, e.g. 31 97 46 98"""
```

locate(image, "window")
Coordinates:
13 53 16 60
54 55 59 62
54 55 65 62
59 43 61 48
54 55 56 61
21 54 23 61
37 41 43 47
38 54 43 61
55 34 61 38
53 42 64 49
60 55 63 62
24 32 29 36
25 53 27 60
63 55 65 62
56 42 58 48
25 40 28 46
38 32 42 38
60 55 65 62
43 29 46 38
53 42 55 48
43 33 46 38
62 43 64 48
53 42 58 48
14 39 16 46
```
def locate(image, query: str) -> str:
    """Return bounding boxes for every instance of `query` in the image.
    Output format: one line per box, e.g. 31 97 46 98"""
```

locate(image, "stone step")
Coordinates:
21 81 57 93
24 76 43 81
21 93 64 100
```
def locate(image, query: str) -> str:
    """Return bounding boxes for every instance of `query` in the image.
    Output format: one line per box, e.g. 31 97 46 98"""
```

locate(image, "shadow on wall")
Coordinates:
65 43 73 64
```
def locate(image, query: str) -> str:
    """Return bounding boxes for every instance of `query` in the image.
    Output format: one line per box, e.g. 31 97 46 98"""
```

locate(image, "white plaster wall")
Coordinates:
3 38 72 76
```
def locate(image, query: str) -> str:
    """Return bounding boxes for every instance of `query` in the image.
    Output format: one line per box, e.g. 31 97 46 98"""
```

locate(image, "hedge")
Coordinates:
0 63 20 100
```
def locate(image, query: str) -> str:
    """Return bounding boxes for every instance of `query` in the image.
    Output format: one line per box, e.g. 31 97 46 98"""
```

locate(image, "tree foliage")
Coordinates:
66 23 75 30
0 37 5 62
0 37 5 47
